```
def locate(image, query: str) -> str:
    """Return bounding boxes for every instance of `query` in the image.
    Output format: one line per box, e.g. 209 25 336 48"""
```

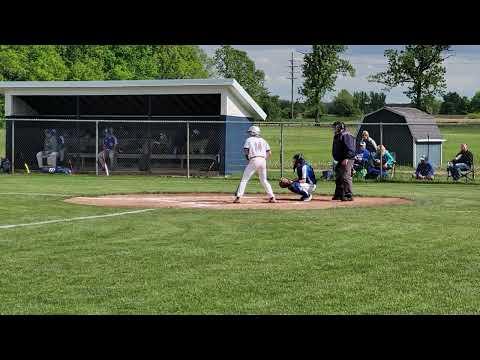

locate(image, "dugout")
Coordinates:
356 107 445 168
0 79 267 175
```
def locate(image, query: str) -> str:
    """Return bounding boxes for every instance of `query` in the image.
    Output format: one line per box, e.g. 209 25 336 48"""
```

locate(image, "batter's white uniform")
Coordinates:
236 136 275 198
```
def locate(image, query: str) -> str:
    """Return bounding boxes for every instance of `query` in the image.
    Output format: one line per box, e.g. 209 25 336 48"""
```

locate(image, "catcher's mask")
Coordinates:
104 127 113 136
292 153 305 169
332 121 345 134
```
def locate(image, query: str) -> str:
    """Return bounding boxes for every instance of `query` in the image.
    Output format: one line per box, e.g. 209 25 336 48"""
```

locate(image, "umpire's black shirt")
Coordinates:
332 130 356 162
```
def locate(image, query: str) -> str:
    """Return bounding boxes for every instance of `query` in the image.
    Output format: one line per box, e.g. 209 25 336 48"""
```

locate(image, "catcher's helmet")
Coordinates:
247 125 261 136
293 153 305 162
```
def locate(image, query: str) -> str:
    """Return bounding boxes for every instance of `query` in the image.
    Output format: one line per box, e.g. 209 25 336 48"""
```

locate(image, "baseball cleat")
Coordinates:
301 194 313 202
268 197 277 203
233 197 241 203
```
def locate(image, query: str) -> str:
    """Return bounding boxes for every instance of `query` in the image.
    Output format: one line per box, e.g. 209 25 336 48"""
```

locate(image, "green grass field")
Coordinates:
1 174 480 314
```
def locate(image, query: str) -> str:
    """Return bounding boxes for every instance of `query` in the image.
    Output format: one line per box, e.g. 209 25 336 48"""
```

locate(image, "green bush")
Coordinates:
466 113 480 119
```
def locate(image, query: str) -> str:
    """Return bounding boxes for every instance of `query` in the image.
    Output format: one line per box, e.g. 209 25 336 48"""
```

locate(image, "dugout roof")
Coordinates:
0 79 267 120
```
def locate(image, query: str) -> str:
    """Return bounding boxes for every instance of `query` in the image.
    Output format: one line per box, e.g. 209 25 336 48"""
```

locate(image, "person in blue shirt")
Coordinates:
98 127 118 175
353 141 370 173
413 155 434 180
287 153 317 202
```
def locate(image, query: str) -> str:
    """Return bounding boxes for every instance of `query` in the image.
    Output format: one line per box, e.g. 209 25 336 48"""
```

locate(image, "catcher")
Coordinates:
279 153 317 202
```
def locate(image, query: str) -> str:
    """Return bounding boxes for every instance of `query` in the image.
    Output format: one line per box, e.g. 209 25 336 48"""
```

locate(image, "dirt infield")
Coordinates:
65 193 413 210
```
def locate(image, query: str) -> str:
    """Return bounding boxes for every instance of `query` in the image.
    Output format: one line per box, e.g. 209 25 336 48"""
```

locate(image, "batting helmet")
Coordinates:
247 125 261 136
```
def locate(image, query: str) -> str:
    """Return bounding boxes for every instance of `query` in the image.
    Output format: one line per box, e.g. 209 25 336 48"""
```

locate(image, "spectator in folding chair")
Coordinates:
366 144 395 179
352 141 370 178
447 144 473 181
413 155 434 180
361 130 378 153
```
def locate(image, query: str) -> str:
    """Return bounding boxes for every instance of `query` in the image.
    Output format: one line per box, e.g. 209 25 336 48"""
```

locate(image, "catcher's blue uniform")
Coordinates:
289 162 317 199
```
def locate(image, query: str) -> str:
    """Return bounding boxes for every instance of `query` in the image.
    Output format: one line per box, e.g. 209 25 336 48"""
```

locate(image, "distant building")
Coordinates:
356 107 445 168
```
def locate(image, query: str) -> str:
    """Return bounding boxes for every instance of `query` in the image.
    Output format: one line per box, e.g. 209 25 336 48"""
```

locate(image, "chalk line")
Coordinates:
0 192 72 197
0 208 156 229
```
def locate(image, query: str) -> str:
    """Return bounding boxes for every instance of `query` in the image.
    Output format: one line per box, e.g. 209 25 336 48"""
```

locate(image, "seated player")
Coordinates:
98 127 118 175
36 129 59 169
366 144 394 179
413 155 434 180
352 141 370 175
285 153 317 202
447 143 473 181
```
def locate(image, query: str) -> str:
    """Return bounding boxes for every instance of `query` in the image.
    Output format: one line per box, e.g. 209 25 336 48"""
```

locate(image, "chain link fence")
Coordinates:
3 118 479 182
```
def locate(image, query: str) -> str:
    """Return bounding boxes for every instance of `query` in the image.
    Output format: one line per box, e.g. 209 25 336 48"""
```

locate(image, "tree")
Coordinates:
470 91 480 113
0 45 69 81
439 92 470 115
424 96 442 115
368 91 386 112
259 94 283 121
0 98 4 129
56 45 211 80
331 89 360 116
369 45 452 111
353 91 370 114
213 45 268 102
300 45 355 122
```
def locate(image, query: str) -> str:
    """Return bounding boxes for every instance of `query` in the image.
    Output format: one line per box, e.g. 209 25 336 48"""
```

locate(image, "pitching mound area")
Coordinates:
65 193 413 210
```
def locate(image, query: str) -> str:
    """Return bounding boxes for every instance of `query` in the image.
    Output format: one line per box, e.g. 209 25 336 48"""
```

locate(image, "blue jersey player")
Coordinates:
288 153 317 201
98 127 118 176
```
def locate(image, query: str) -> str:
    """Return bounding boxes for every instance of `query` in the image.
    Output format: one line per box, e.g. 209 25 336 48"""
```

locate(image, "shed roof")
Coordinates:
367 106 443 141
0 79 267 120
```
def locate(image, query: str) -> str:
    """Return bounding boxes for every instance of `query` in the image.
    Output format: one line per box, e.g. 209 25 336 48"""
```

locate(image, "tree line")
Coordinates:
1 44 479 128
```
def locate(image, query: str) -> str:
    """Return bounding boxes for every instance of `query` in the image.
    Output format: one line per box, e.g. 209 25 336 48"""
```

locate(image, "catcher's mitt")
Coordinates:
279 177 293 188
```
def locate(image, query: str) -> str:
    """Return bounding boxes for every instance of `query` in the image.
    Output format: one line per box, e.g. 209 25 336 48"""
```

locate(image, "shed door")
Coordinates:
415 142 442 168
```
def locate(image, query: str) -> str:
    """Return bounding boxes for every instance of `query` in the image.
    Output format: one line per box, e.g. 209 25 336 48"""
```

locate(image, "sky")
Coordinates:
200 45 480 103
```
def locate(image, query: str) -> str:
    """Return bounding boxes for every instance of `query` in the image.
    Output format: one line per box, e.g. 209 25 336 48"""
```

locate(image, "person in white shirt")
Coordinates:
361 130 378 153
234 125 276 203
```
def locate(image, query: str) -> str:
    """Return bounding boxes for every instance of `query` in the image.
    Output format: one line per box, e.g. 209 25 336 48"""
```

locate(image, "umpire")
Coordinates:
332 121 356 201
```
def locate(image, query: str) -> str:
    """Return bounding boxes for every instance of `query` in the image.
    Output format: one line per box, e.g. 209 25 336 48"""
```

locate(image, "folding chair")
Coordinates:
447 155 475 183
389 152 397 179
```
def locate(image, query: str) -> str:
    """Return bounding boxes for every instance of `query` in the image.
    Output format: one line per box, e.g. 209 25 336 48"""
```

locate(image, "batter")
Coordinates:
234 125 276 203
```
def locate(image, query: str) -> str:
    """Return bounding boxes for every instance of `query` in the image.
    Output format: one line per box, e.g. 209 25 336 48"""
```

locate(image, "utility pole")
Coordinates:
287 51 300 120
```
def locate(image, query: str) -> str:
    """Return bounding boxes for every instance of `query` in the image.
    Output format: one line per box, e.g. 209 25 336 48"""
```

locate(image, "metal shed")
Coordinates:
0 79 267 175
356 107 445 168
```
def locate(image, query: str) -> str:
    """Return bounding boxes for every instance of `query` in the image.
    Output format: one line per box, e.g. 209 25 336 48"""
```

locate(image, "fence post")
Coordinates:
95 121 99 176
186 121 190 179
11 119 14 174
280 122 284 178
379 122 383 181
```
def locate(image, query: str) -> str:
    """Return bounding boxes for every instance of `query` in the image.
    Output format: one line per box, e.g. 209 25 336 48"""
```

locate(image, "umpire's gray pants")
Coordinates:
334 159 354 198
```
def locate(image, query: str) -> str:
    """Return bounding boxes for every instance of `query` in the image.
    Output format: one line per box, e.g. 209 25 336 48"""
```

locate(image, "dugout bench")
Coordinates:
67 152 221 172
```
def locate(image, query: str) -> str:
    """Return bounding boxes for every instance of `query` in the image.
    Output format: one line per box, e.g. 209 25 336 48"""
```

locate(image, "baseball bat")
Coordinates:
20 152 30 174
